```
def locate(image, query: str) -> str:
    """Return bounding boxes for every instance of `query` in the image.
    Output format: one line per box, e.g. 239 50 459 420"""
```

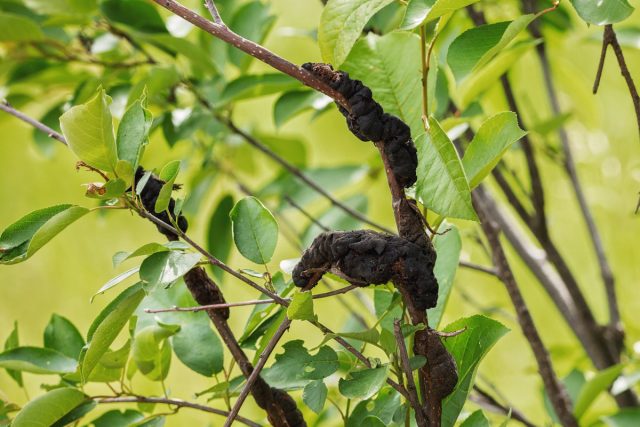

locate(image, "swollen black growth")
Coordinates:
135 167 188 241
302 62 418 188
293 230 438 310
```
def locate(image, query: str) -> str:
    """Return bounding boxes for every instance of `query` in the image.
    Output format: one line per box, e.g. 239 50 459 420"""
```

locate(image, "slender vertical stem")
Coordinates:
224 318 292 427
394 320 427 426
473 186 578 427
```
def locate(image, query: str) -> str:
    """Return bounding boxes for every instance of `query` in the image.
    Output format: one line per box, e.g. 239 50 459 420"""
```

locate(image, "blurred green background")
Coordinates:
1 0 640 425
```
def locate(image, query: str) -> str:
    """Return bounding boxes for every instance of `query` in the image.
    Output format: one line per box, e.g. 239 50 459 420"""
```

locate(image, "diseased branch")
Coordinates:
3 81 416 424
473 186 578 427
96 396 260 427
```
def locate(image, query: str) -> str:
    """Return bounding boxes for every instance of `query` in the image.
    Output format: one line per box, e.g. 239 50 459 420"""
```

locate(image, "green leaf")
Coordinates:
227 1 276 71
447 15 535 82
0 12 43 41
400 0 480 30
207 195 234 281
0 205 90 264
456 40 538 109
51 400 96 427
23 0 97 17
274 90 332 127
603 409 640 427
339 365 389 399
172 320 223 377
60 88 118 173
220 73 299 104
428 223 461 328
415 118 477 220
89 410 145 427
574 364 624 418
139 251 201 291
287 291 316 321
342 32 423 137
0 347 77 374
460 410 490 427
3 322 22 387
101 0 167 33
132 324 178 381
12 388 87 427
92 267 140 301
154 160 181 213
116 98 152 170
441 315 510 427
462 112 527 189
230 196 278 264
303 380 328 414
263 340 339 389
570 0 634 25
82 284 145 382
346 387 401 426
319 0 394 66
44 314 85 360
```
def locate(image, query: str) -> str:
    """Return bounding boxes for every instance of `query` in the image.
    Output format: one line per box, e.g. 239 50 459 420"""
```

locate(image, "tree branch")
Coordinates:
224 318 292 427
473 186 578 427
470 385 537 427
593 25 640 139
150 0 349 108
96 395 261 427
0 101 66 145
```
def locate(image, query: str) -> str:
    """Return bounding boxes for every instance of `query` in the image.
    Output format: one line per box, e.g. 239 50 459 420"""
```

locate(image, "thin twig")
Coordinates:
150 0 349 108
204 0 224 25
137 209 289 305
284 196 330 232
470 385 537 427
0 101 67 145
224 318 292 427
394 320 427 426
593 25 640 139
220 116 394 234
459 260 498 276
144 285 358 313
433 327 466 338
5 101 415 420
97 395 260 427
